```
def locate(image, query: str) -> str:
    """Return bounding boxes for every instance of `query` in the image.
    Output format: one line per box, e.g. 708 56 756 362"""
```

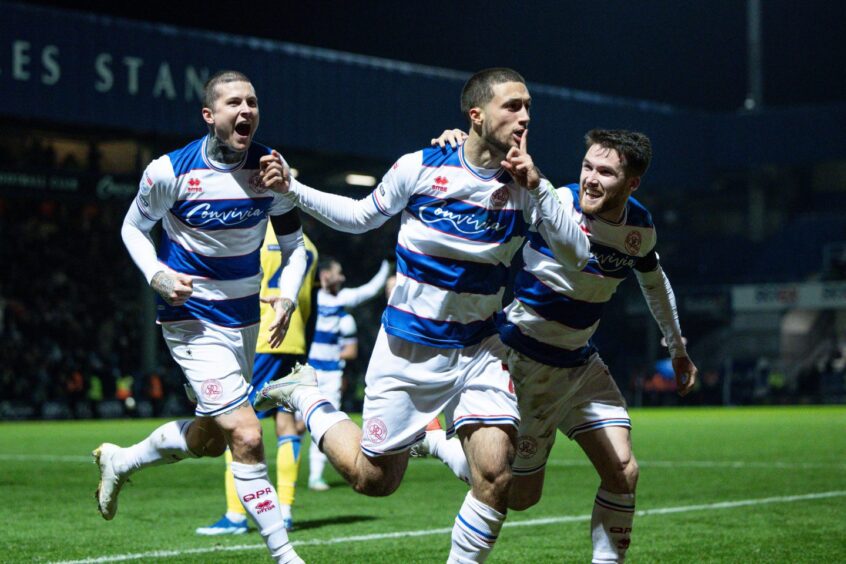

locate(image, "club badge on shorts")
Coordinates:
364 417 388 445
202 379 224 402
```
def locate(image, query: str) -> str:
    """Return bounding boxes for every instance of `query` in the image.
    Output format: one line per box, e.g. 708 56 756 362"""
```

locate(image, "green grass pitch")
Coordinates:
1 406 844 563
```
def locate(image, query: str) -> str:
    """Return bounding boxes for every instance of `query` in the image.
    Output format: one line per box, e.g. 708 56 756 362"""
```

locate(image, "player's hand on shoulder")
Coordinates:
151 270 193 306
260 149 291 194
501 129 540 190
431 129 468 149
672 356 698 397
261 296 295 347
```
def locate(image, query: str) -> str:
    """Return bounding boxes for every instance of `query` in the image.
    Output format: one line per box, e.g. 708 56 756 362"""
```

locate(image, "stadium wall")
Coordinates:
5 2 845 190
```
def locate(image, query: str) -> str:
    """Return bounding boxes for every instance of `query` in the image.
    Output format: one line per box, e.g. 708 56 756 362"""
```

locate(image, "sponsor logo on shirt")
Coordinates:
419 201 507 235
183 203 265 227
591 246 637 273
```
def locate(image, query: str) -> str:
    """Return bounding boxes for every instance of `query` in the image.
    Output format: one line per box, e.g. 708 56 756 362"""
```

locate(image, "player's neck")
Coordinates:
463 136 504 170
206 134 247 165
596 205 626 224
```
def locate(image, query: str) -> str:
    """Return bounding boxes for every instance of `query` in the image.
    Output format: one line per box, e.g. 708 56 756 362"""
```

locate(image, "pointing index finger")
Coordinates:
519 129 528 153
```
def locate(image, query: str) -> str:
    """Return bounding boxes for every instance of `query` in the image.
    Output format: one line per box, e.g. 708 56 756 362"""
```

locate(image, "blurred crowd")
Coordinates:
0 198 160 418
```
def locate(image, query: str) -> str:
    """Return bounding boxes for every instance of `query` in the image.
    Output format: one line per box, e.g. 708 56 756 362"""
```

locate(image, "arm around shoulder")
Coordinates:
533 182 591 270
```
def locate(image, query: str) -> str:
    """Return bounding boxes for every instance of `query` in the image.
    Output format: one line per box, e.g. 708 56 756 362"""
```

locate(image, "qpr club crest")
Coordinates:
490 186 509 207
365 417 388 445
202 379 224 401
249 171 268 194
516 436 538 459
624 230 642 255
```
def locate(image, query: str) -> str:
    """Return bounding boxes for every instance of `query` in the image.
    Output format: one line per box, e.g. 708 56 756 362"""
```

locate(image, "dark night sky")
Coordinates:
22 0 846 111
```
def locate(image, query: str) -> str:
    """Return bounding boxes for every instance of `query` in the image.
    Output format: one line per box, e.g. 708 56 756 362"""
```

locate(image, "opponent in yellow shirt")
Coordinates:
197 224 318 535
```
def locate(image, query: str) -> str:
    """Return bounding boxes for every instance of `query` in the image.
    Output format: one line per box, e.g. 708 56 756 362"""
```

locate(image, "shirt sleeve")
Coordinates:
339 314 358 346
530 182 591 270
288 152 420 233
635 241 687 358
121 157 178 283
335 260 391 308
268 153 297 216
134 156 178 223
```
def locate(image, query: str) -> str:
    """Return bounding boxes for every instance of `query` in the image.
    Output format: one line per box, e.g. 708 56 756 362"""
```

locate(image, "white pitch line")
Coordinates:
49 490 846 564
2 453 844 470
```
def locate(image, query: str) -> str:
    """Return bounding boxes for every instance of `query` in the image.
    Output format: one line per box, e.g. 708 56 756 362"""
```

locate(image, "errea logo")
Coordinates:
431 176 449 192
186 178 203 193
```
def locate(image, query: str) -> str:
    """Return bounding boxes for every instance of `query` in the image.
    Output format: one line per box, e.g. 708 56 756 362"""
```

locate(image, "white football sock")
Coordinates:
230 461 302 564
116 420 197 475
448 491 505 563
293 391 350 449
591 488 636 563
309 438 327 483
429 431 471 484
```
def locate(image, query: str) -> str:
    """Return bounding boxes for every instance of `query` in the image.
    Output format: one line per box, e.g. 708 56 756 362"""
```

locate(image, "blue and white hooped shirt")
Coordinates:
499 183 658 367
372 144 557 349
134 136 295 328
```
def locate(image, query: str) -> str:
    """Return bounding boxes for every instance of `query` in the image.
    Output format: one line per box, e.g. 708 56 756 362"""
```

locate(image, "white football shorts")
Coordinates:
360 329 519 457
508 349 631 475
162 320 258 417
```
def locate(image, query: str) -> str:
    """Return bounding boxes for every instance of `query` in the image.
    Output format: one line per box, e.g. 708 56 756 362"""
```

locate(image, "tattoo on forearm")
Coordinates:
151 271 174 299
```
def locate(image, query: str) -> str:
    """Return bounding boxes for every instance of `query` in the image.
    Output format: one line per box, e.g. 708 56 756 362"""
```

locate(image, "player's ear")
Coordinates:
628 176 641 193
202 107 214 126
468 106 483 127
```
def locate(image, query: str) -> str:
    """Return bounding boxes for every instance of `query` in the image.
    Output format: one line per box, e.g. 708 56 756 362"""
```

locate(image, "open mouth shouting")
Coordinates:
234 121 252 140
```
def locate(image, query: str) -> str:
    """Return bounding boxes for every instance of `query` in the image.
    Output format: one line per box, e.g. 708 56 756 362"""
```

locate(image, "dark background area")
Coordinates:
23 0 846 110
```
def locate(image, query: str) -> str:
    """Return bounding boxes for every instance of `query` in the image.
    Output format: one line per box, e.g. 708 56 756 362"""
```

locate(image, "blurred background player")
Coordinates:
306 257 390 491
96 70 307 563
197 225 318 534
418 128 697 563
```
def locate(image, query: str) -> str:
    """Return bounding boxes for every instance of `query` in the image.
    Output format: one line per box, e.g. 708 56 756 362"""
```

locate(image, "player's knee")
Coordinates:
229 427 264 457
509 487 541 511
606 456 638 494
624 458 639 492
474 464 512 500
200 434 228 458
353 473 401 497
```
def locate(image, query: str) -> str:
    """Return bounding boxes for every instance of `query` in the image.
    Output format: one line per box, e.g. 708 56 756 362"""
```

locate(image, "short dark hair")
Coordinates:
203 70 252 109
584 129 653 177
317 256 340 275
460 68 526 117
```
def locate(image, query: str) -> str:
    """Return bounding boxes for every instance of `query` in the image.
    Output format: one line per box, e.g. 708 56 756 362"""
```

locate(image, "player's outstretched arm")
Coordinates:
337 260 392 308
287 177 393 234
634 257 696 396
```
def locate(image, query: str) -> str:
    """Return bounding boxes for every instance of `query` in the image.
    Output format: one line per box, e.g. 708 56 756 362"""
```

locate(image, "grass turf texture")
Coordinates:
1 406 844 563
